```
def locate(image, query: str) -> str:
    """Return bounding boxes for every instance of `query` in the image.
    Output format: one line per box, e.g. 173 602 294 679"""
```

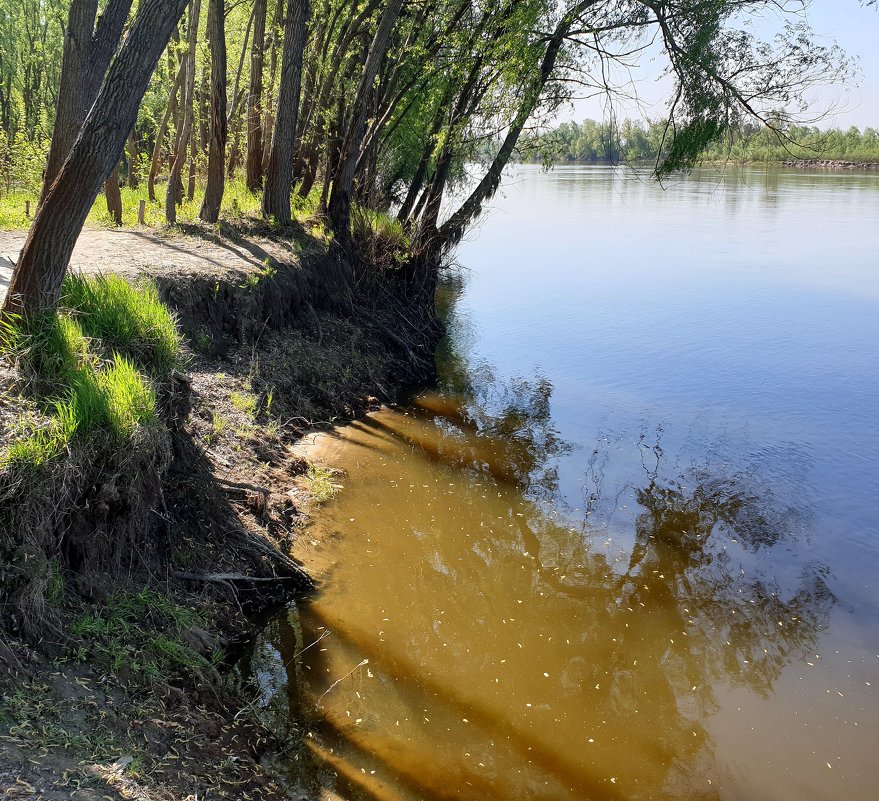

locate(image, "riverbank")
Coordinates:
0 218 443 799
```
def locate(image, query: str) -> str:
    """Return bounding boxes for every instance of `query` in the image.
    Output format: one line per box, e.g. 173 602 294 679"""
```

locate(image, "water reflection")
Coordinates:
249 386 834 801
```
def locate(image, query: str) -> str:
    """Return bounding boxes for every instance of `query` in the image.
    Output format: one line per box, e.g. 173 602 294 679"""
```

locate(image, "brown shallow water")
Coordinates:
247 166 879 800
247 399 876 801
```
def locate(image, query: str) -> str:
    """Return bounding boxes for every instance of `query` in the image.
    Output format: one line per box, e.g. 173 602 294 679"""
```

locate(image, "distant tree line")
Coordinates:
519 118 879 165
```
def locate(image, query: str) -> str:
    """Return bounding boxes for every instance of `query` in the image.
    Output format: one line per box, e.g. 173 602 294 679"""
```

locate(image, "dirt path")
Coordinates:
0 225 308 303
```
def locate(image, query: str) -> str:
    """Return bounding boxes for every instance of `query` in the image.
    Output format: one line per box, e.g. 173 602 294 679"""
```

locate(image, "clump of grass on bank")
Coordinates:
302 465 343 504
0 273 180 469
352 205 409 268
70 589 216 682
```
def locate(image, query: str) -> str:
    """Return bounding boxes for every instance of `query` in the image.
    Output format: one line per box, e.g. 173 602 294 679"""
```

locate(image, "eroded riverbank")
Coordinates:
0 222 443 800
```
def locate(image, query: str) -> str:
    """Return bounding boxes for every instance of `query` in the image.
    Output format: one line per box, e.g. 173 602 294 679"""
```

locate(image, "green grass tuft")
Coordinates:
303 464 343 504
69 590 213 681
1 274 177 469
62 273 182 377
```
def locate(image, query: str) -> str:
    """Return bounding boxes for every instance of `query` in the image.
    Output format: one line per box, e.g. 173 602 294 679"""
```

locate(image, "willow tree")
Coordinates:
406 0 850 258
199 0 227 222
3 0 190 315
261 0 309 225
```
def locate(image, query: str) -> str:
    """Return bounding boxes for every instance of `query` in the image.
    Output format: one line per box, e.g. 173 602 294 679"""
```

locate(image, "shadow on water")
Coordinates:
238 355 834 801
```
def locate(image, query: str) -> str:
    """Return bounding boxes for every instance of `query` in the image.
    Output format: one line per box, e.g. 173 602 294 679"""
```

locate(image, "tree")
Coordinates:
41 0 133 202
166 0 201 225
261 0 309 225
327 0 403 239
199 0 228 223
3 0 191 315
245 0 268 190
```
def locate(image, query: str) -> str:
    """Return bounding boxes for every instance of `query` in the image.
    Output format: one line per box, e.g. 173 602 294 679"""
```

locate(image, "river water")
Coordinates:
248 165 879 800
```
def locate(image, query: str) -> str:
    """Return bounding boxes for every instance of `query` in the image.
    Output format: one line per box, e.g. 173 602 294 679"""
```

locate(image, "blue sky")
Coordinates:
566 0 879 130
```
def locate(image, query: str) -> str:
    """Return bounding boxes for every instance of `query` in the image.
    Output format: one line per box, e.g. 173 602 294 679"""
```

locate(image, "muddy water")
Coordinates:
248 166 879 800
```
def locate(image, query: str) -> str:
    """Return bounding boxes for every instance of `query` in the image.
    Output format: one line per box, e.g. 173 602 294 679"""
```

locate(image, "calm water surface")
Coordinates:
252 166 879 800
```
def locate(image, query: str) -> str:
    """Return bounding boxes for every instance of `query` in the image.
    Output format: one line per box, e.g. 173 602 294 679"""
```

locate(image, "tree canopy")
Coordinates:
0 0 856 313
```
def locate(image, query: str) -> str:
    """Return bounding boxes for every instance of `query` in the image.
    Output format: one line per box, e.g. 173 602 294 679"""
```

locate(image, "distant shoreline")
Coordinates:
518 158 879 170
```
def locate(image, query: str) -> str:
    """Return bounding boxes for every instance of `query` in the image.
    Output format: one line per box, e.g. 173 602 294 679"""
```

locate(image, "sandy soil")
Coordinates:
0 224 312 303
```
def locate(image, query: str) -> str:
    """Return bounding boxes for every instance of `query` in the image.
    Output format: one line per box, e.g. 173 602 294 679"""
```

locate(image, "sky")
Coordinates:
566 0 879 130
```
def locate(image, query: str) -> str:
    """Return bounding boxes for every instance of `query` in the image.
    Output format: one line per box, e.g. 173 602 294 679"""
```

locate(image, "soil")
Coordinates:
0 222 325 305
0 220 442 800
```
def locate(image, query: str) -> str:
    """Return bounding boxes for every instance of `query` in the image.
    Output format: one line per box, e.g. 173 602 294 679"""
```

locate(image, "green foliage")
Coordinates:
69 589 213 681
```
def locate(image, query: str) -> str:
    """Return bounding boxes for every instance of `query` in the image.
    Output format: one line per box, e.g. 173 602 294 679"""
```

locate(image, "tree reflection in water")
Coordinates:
243 369 834 801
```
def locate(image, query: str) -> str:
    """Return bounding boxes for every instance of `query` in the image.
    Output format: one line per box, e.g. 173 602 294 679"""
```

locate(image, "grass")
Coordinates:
69 589 215 682
0 189 34 229
302 464 343 504
229 389 257 418
0 274 181 469
1 176 330 235
351 205 410 267
85 177 263 229
62 273 183 377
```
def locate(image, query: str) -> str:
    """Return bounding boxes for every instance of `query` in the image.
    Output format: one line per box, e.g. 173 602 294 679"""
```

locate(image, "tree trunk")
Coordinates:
42 0 133 200
435 8 580 253
126 130 140 188
200 0 228 222
104 163 123 225
148 57 186 202
225 3 255 177
261 0 309 225
245 0 267 190
3 0 191 316
166 0 201 225
187 128 197 201
327 0 404 239
261 0 285 177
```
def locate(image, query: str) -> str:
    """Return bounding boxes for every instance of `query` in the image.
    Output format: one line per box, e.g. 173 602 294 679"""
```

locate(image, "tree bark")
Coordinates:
225 3 255 177
126 129 139 188
166 0 201 225
200 0 228 222
42 0 133 200
245 0 267 190
261 0 309 225
148 56 186 202
327 0 404 239
261 0 286 177
3 0 191 316
104 163 123 225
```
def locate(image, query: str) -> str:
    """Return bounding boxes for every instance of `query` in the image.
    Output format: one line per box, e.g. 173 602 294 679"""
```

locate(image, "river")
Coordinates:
246 165 879 801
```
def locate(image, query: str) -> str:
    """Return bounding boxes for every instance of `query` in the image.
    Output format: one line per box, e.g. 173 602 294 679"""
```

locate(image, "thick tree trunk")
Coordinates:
104 163 123 225
261 0 285 177
245 0 267 190
261 0 309 225
200 0 228 222
3 0 190 315
42 0 133 200
166 0 201 225
327 0 404 239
